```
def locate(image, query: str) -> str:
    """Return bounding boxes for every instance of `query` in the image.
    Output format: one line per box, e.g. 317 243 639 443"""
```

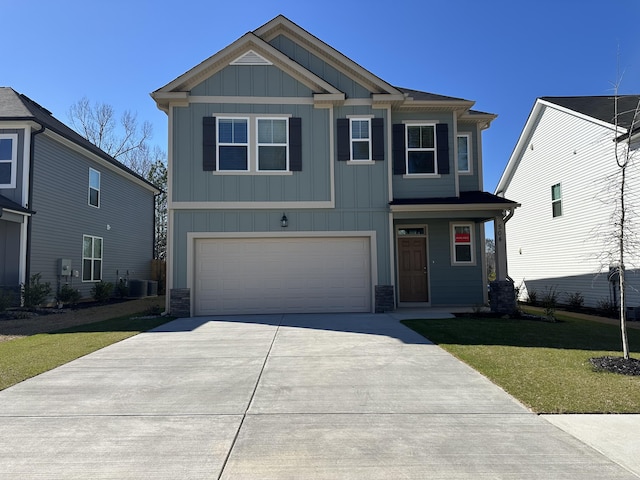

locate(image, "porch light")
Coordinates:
280 213 288 228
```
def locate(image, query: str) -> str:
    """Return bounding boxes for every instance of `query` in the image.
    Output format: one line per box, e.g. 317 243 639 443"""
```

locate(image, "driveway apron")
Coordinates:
0 313 636 479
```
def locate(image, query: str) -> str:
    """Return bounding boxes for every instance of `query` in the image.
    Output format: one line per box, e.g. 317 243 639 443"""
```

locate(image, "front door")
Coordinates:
398 236 428 302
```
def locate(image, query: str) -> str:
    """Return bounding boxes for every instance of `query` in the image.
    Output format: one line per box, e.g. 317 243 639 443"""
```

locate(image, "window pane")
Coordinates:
0 163 11 184
0 138 12 160
455 225 471 236
351 120 369 140
455 245 472 262
552 201 562 217
258 119 272 143
93 260 102 281
551 183 561 201
93 238 102 258
258 146 287 170
407 126 421 148
83 259 92 281
421 126 434 148
83 237 93 258
408 151 435 174
219 146 248 170
89 169 100 189
352 141 370 160
458 137 469 171
234 120 247 143
218 120 233 143
89 188 99 207
272 119 287 143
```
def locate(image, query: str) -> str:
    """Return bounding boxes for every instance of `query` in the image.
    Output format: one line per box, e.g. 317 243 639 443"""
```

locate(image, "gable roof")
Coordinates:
0 87 159 193
541 96 640 129
496 95 640 196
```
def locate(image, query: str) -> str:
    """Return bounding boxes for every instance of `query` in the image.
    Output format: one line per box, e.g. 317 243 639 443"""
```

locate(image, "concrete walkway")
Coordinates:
0 313 637 479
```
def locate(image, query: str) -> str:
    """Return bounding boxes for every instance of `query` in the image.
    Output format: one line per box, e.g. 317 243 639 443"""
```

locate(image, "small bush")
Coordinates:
91 281 113 303
597 299 618 318
115 279 128 299
57 284 81 306
527 288 538 306
541 286 559 321
565 291 584 310
0 289 14 312
22 273 51 308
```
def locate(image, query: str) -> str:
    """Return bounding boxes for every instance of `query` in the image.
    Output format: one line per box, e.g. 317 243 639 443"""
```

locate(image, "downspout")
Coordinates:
501 207 515 283
25 122 45 281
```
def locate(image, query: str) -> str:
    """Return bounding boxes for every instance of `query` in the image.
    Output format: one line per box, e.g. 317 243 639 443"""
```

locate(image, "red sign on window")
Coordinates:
455 233 471 243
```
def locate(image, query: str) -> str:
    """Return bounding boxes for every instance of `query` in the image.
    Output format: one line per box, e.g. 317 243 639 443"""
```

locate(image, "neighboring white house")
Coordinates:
495 95 640 309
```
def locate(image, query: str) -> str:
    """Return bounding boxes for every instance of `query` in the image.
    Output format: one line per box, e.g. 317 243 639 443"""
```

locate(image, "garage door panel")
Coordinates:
194 237 371 315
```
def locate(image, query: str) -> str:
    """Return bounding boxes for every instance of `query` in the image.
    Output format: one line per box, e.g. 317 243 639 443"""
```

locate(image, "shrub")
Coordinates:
115 279 129 299
57 284 81 306
0 289 14 312
597 299 618 318
541 286 559 321
565 291 584 310
22 273 51 308
527 288 538 306
91 281 113 303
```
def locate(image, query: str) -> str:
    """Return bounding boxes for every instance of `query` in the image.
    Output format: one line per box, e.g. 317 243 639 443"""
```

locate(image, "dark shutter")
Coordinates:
371 118 384 161
392 123 406 174
436 123 449 175
202 116 217 171
337 118 350 161
289 117 302 171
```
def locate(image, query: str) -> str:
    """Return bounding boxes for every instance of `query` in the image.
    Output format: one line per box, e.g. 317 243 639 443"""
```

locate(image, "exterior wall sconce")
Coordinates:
280 213 288 228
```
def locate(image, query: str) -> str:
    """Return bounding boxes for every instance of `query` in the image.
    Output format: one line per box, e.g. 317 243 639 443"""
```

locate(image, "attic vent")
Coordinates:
230 50 272 66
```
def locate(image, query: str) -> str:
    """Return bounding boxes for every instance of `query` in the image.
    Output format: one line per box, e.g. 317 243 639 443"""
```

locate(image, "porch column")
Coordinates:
494 215 508 281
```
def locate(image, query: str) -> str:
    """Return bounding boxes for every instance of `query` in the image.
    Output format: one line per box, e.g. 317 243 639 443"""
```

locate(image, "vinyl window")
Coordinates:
406 124 436 174
452 223 474 264
350 118 371 161
88 168 100 207
257 118 288 171
217 118 249 171
552 183 562 218
0 134 18 188
457 134 471 173
82 235 103 282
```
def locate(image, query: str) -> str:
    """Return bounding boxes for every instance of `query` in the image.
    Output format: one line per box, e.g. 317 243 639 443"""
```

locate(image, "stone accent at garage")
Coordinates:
170 288 191 317
375 285 395 313
489 280 517 315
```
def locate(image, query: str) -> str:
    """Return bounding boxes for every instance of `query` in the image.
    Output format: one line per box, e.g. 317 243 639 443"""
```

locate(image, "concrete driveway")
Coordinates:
0 313 636 479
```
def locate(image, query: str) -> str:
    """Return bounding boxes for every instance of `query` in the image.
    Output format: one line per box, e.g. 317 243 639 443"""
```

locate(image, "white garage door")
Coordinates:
194 237 372 315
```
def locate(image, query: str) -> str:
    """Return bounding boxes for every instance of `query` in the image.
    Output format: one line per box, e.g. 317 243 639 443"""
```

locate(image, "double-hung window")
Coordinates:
350 118 371 161
218 118 249 171
551 183 562 217
457 134 471 173
0 133 18 188
257 118 288 171
88 168 100 207
452 223 474 264
406 124 436 174
82 235 103 282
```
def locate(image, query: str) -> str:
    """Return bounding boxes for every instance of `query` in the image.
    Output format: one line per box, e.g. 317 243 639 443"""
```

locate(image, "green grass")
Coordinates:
402 312 640 413
0 315 172 391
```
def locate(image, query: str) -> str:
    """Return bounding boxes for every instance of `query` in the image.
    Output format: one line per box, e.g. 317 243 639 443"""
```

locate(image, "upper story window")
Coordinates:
203 116 301 173
82 235 103 282
406 124 436 174
257 118 288 171
457 134 471 173
551 183 562 217
218 118 249 171
350 118 371 161
0 133 18 188
452 223 474 265
88 168 100 208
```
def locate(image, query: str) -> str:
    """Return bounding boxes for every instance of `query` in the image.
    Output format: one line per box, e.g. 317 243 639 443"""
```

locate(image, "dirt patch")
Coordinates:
0 296 166 343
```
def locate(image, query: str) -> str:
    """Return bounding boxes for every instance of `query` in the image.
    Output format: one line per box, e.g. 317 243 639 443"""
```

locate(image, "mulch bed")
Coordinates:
590 356 640 376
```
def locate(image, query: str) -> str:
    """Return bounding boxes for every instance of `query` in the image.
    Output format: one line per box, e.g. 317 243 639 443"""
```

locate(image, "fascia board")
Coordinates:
153 33 342 97
254 16 402 96
389 202 520 213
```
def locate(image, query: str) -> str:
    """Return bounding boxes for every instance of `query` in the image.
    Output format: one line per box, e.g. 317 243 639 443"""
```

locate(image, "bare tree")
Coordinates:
68 98 167 260
485 238 496 282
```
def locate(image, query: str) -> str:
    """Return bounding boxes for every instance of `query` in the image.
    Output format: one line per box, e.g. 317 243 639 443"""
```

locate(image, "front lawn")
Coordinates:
402 312 640 413
0 315 171 391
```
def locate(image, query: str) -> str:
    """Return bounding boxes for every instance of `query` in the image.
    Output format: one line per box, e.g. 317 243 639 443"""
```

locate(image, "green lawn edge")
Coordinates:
0 314 174 391
401 312 640 413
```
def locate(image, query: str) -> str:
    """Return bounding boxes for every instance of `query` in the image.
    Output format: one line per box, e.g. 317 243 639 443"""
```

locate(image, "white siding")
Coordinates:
503 104 640 308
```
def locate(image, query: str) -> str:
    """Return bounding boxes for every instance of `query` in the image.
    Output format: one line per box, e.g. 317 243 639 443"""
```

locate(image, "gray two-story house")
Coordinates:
0 87 159 302
152 15 518 316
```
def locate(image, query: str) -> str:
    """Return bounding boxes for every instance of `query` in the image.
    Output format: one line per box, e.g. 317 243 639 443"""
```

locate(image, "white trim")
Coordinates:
346 160 374 166
476 123 484 190
0 133 18 188
402 174 441 179
405 123 437 175
450 222 476 266
19 216 28 285
189 96 315 105
216 117 250 172
480 222 488 304
82 234 104 282
166 107 175 314
186 230 378 316
256 117 289 172
230 49 273 65
457 132 472 175
349 117 372 162
170 201 334 210
88 167 100 208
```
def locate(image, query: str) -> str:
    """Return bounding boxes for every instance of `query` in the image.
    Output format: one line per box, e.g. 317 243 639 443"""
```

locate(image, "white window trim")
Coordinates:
217 117 250 172
349 117 372 162
88 168 100 208
405 123 438 176
256 117 289 172
0 133 18 188
457 133 472 174
552 183 562 218
82 234 103 282
451 222 475 266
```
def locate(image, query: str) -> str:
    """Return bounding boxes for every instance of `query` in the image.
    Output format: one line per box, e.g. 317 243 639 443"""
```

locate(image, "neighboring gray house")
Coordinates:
496 95 640 309
0 87 159 302
152 15 519 316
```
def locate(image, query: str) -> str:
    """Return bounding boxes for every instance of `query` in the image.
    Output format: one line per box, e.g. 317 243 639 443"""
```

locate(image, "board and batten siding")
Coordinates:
457 123 482 192
171 209 391 291
172 103 331 203
29 134 154 298
268 34 372 99
503 104 640 308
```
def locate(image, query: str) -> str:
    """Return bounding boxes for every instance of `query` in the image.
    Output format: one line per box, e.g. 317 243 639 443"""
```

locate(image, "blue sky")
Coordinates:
4 0 640 192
